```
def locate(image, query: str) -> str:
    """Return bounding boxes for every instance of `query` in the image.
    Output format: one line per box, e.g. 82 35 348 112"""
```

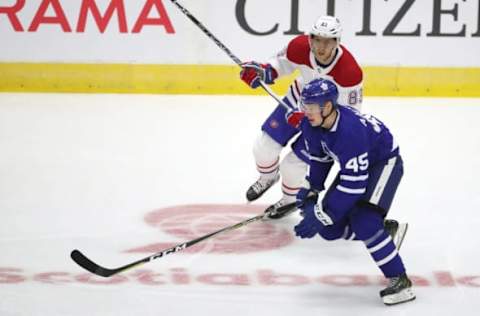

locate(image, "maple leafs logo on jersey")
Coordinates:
321 82 329 91
321 141 339 162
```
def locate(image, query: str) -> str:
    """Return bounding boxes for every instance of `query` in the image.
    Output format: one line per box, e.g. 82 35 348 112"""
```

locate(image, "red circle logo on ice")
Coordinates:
139 204 294 254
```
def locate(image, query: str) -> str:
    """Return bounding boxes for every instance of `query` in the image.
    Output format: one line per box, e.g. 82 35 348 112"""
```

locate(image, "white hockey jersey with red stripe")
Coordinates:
268 35 363 109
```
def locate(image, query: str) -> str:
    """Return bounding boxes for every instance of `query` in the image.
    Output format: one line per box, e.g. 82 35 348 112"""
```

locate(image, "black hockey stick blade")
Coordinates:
70 213 266 277
70 249 145 277
70 249 115 277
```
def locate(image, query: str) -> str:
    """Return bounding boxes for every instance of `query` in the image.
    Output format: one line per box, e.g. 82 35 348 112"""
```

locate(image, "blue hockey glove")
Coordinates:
240 61 278 88
294 197 334 239
296 187 312 209
296 177 322 209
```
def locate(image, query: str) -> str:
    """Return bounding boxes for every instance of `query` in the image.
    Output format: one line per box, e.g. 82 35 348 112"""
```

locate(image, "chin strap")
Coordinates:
319 107 337 129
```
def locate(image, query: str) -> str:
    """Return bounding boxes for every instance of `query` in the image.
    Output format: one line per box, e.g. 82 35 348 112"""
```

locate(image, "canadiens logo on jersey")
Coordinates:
269 119 279 129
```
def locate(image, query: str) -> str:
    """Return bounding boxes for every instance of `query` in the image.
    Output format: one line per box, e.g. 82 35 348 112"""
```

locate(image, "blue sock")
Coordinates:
364 229 405 278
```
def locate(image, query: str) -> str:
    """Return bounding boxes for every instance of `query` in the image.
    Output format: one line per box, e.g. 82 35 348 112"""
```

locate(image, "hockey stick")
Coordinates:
70 200 300 277
168 0 293 112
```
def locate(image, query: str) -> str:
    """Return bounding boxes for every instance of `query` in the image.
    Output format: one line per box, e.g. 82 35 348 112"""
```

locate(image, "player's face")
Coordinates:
310 36 337 64
302 103 324 127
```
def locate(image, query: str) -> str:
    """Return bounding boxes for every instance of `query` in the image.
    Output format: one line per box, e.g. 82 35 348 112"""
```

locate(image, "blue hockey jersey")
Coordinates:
300 105 399 219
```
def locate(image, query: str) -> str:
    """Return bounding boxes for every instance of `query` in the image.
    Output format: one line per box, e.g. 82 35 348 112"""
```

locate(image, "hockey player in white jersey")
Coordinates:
240 16 363 218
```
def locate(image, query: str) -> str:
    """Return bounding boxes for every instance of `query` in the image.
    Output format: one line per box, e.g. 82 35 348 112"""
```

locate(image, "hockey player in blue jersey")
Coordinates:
294 78 415 305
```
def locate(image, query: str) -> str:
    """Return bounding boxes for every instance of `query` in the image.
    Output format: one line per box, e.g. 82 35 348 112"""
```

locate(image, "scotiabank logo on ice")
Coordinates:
0 0 175 33
126 204 294 254
1 204 479 288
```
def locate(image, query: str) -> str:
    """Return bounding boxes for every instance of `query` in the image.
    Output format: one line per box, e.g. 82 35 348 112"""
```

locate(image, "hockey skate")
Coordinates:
384 219 408 251
380 273 416 305
263 192 319 220
263 197 297 220
246 171 280 202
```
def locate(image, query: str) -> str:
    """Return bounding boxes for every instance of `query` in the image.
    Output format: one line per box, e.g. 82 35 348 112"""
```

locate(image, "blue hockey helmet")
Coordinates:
300 78 339 111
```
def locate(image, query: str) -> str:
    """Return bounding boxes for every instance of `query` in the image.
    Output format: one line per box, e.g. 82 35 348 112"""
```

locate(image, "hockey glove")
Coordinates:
296 187 312 209
286 111 305 128
294 197 334 239
240 61 278 89
295 177 322 209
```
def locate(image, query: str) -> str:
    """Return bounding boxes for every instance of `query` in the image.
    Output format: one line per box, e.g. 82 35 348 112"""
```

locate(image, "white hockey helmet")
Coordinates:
309 15 342 40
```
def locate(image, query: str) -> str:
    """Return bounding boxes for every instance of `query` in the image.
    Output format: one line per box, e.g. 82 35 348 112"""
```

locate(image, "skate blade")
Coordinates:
394 223 408 251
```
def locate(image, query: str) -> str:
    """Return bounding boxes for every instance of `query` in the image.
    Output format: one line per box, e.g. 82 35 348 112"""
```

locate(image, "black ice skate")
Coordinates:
263 192 319 220
384 219 408 250
246 171 280 202
263 198 297 220
380 273 416 305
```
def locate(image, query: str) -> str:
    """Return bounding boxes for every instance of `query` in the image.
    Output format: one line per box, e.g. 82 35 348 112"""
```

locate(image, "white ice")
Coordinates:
1 93 479 316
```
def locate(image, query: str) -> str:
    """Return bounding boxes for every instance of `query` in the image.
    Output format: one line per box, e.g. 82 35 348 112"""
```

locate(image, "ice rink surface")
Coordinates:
1 93 479 315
